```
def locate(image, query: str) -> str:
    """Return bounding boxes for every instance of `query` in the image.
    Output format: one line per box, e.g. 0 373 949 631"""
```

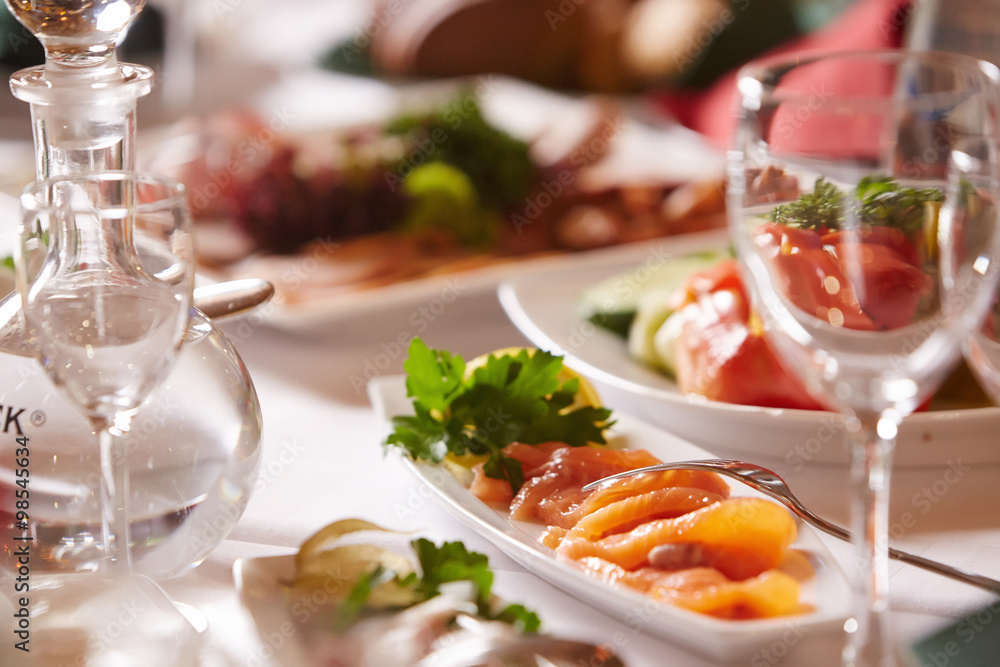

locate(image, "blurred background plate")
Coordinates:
158 75 727 333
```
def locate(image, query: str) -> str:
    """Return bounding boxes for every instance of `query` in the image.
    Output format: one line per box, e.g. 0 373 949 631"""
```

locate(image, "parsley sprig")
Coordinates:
855 175 943 235
769 175 943 234
339 538 541 632
385 339 613 492
405 539 540 632
769 177 842 230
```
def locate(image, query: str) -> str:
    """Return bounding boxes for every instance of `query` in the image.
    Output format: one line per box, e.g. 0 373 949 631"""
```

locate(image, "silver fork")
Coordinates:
582 459 1000 595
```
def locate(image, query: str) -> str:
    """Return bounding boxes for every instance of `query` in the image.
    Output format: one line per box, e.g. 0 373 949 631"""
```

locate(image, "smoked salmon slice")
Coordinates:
557 497 797 580
465 442 807 620
508 446 664 526
467 441 567 505
570 469 731 523
558 487 728 543
575 557 804 619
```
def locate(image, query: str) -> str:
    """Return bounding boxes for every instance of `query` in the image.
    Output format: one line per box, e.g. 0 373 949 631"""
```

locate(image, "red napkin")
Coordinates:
654 0 914 149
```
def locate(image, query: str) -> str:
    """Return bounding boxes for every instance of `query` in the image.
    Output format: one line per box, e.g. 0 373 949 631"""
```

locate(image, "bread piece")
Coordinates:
370 0 644 90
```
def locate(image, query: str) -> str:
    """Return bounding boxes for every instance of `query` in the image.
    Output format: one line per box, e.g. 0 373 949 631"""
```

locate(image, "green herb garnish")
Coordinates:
400 162 502 247
769 177 843 230
385 338 613 492
333 564 395 631
339 538 541 632
386 92 538 212
855 175 944 235
769 174 944 234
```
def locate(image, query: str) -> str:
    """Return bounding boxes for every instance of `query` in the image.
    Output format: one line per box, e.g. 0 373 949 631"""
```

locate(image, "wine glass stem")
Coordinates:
844 414 896 667
97 418 132 572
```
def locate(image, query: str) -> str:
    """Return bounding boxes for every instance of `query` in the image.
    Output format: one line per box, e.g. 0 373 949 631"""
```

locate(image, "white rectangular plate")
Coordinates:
366 374 851 661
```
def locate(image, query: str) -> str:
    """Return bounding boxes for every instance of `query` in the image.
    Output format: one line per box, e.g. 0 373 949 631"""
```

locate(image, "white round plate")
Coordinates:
497 231 1000 469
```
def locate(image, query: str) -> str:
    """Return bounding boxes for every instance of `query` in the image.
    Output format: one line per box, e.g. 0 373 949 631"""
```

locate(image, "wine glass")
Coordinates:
16 171 195 573
728 50 1000 666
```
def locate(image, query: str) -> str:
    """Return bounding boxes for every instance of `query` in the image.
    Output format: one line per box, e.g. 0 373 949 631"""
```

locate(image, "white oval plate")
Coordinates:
496 231 1000 468
366 375 850 662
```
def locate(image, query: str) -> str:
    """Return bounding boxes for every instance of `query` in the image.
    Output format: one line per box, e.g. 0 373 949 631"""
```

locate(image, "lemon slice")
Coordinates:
292 519 422 609
560 363 603 412
295 518 398 571
292 544 421 609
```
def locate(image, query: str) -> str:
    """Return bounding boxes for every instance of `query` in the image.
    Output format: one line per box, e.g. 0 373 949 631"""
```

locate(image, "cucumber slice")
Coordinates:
651 309 685 378
628 289 676 371
579 249 727 339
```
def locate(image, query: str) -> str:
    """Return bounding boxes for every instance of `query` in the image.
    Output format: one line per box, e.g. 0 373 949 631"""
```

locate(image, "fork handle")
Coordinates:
762 502 1000 594
886 546 1000 594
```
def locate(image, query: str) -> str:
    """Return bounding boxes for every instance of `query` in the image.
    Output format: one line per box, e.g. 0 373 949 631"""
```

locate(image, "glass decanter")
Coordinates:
0 0 263 579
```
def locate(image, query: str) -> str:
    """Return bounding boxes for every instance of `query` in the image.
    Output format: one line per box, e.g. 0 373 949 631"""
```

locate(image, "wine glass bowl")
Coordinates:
966 300 1000 398
728 50 1000 666
17 171 194 572
19 172 194 421
946 144 1000 403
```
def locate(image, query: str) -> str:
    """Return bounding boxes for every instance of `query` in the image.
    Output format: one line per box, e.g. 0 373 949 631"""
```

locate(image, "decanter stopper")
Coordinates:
5 0 154 177
5 0 146 70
